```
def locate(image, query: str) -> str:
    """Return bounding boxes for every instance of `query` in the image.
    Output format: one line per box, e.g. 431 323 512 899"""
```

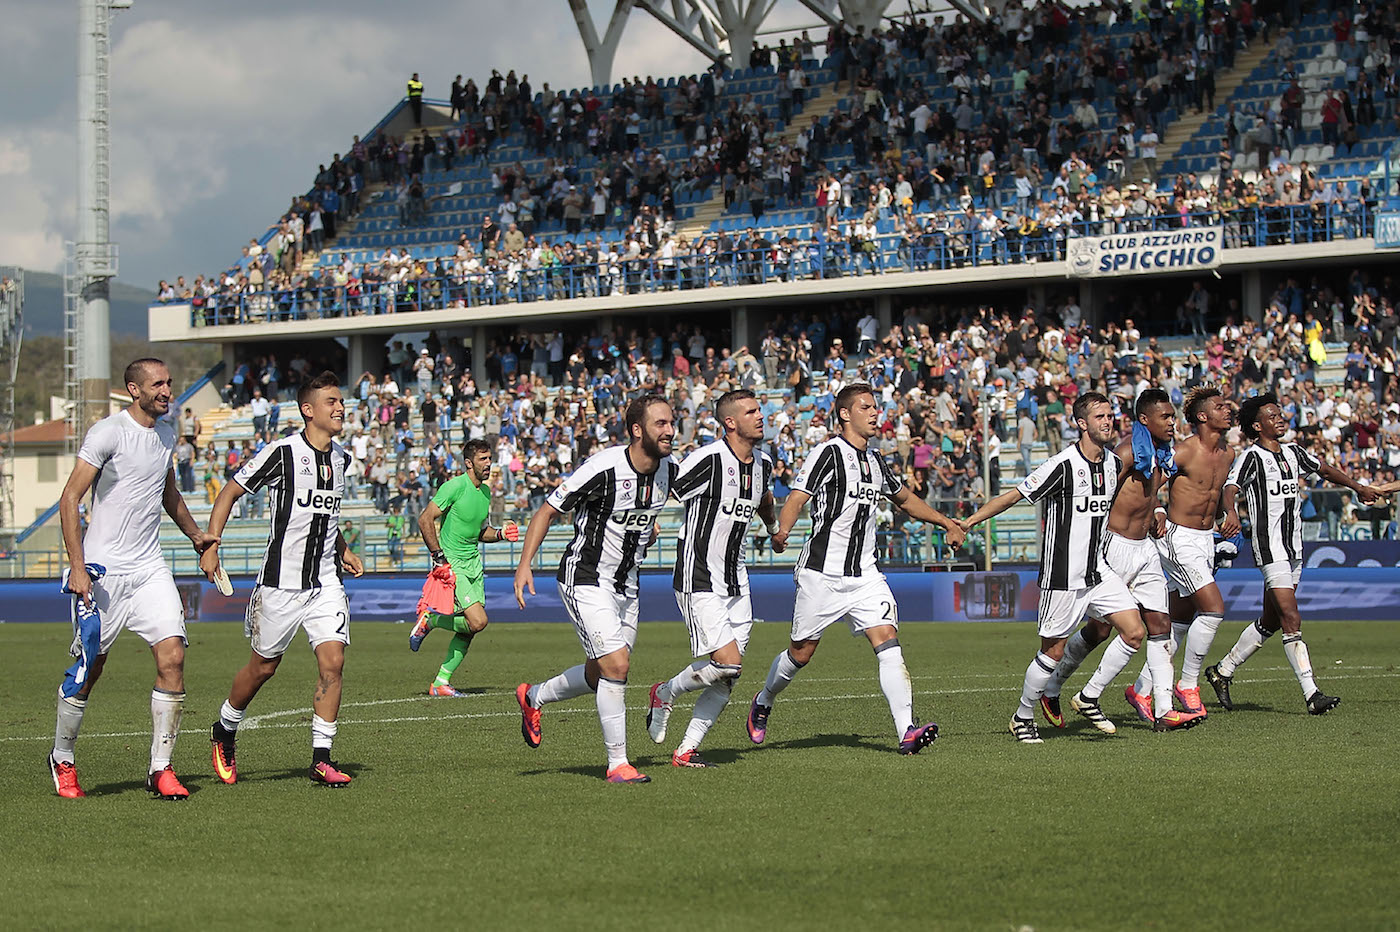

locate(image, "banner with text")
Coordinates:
1375 211 1400 249
1067 226 1223 278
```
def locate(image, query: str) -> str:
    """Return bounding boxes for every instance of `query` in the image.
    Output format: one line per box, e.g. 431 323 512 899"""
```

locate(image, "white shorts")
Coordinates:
246 584 350 659
790 569 898 642
1036 573 1137 640
1157 521 1217 596
1260 560 1303 590
1098 532 1168 615
676 590 753 657
84 569 186 655
559 583 638 660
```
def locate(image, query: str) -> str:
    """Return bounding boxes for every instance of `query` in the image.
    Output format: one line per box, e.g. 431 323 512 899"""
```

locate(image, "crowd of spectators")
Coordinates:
156 0 1400 325
195 270 1400 562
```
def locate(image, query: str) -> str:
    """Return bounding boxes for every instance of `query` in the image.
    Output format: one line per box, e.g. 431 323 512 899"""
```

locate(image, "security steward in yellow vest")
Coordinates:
407 73 424 125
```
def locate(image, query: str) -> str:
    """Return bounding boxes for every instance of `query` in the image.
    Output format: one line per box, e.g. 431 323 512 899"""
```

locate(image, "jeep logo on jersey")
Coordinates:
720 498 756 521
296 489 343 515
1269 480 1299 498
847 482 881 503
1074 496 1112 514
610 507 662 529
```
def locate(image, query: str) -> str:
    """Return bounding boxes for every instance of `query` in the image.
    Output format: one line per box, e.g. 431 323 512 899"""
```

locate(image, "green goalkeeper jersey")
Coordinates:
432 474 492 576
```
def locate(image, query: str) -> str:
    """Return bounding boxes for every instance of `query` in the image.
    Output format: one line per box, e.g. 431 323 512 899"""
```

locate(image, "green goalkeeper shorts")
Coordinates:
452 565 486 613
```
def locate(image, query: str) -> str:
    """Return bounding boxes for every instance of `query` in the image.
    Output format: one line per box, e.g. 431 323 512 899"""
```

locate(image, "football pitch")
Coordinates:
2 619 1397 930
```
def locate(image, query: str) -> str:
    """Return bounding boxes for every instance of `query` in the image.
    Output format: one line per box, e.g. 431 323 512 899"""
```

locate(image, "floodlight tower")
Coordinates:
0 268 22 536
66 0 131 451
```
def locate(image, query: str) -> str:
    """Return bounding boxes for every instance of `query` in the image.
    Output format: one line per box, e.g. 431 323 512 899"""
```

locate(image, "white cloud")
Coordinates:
0 0 767 285
0 139 32 176
0 130 70 273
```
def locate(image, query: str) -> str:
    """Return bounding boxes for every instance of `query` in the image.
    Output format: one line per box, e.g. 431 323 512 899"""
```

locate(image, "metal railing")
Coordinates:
170 200 1380 327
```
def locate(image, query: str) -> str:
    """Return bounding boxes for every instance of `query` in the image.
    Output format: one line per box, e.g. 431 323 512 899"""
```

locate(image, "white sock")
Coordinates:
1146 634 1174 718
596 676 629 769
311 713 337 751
1016 652 1058 720
150 688 184 773
52 693 87 765
1081 637 1137 701
677 681 732 753
875 641 915 736
757 649 805 706
530 664 591 707
1136 621 1189 696
1282 633 1318 698
1044 629 1094 699
1219 619 1272 677
1178 613 1223 689
664 660 736 700
219 699 245 732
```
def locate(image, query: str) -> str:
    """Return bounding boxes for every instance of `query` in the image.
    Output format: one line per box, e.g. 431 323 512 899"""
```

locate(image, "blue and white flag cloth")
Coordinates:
1131 421 1178 479
60 563 106 699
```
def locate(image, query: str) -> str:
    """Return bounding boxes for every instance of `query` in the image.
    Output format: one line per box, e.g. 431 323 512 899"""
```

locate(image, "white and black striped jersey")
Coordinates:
1018 444 1122 590
671 439 773 596
1226 442 1321 566
547 444 678 597
234 432 350 590
792 436 903 577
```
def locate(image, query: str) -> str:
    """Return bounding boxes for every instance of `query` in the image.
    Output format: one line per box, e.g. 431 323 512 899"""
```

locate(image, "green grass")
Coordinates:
1 620 1397 930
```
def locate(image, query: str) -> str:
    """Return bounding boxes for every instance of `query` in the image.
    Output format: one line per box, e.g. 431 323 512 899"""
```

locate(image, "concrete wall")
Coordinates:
10 448 73 526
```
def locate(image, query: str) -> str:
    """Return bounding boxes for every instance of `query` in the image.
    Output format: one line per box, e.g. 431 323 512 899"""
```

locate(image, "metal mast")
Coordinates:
70 0 128 449
0 269 22 536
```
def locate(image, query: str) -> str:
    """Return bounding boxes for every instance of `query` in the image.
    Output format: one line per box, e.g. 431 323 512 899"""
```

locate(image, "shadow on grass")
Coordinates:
87 773 210 798
238 760 370 784
743 732 892 754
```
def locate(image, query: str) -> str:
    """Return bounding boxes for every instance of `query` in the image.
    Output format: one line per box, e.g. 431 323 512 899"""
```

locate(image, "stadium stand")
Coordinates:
153 4 1400 324
123 1 1400 582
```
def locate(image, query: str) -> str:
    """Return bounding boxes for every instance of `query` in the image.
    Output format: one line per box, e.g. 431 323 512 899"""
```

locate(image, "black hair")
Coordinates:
1135 388 1173 419
624 393 670 438
123 357 165 388
1238 392 1279 440
1072 390 1110 423
297 371 341 412
834 382 875 424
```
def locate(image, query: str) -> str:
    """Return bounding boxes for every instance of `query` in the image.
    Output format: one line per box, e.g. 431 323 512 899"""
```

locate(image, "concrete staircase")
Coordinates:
295 179 392 273
1153 37 1279 172
193 404 236 450
677 81 850 240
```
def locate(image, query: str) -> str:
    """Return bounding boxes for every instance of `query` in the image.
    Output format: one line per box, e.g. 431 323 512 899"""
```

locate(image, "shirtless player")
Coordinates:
1040 390 1206 732
1126 385 1238 718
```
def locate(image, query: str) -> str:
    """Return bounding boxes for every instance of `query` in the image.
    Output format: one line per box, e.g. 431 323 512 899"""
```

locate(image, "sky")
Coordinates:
0 0 822 295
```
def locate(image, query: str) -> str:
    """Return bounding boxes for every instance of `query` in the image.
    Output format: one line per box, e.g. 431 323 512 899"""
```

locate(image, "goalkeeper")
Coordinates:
410 439 519 696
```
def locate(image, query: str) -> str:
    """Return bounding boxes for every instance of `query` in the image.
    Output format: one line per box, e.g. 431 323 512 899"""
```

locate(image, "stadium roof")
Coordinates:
569 0 992 86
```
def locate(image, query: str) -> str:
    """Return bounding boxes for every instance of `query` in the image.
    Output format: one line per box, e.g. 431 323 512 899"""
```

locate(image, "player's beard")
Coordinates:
641 428 672 460
140 394 169 419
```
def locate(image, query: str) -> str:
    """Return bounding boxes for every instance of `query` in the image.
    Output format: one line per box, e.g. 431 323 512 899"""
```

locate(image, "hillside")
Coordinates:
18 271 158 337
4 272 219 423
